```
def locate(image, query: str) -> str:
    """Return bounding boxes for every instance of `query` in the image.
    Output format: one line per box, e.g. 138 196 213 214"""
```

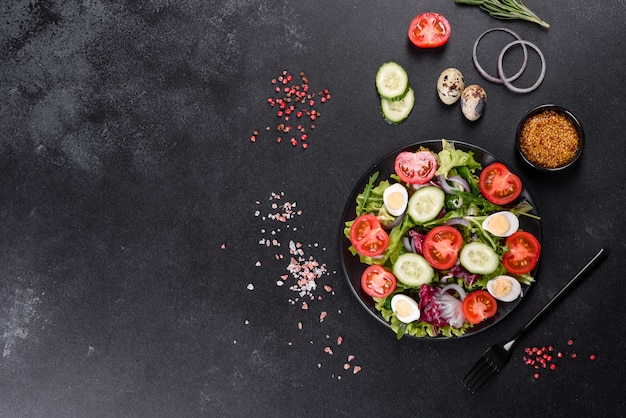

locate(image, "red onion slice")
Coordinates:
498 40 546 93
473 27 528 85
448 175 470 192
440 283 467 301
444 217 470 228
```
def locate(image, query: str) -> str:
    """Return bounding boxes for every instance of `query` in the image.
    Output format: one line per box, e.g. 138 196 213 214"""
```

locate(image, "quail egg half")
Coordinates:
482 211 519 237
487 275 522 302
391 293 421 323
383 183 409 217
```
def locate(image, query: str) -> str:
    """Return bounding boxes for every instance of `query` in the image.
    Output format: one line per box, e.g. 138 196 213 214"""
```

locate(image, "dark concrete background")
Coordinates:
1 0 625 417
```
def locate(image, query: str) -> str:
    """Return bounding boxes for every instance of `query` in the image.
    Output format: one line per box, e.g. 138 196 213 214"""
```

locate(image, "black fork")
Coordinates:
463 248 607 393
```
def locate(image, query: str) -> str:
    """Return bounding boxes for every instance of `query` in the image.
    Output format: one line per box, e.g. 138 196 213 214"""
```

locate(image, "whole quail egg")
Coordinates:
383 183 409 217
487 275 522 302
437 68 465 105
482 211 519 237
460 84 487 121
391 293 421 323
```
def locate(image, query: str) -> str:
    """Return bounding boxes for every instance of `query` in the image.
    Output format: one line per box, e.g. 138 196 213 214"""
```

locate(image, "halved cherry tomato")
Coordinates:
423 225 463 270
394 150 437 184
349 214 389 257
408 12 451 48
462 290 497 324
361 265 397 298
502 231 541 274
479 162 522 205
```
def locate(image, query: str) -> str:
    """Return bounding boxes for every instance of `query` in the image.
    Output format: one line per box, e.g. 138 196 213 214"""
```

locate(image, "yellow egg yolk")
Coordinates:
487 214 510 235
387 191 405 211
491 278 512 298
395 299 413 317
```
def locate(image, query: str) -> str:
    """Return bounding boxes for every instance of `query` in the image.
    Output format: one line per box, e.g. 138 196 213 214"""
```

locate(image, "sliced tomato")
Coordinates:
423 225 463 270
503 231 541 274
408 12 451 48
462 290 497 324
361 265 397 298
394 150 437 184
479 162 522 205
349 214 389 257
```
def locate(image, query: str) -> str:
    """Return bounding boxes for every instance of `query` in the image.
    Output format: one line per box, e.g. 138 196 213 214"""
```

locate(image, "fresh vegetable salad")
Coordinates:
343 139 541 339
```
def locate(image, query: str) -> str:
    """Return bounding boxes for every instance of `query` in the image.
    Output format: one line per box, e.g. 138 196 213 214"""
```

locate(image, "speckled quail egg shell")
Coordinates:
391 293 421 323
487 275 522 302
482 211 519 237
460 84 487 121
437 68 465 105
383 183 409 217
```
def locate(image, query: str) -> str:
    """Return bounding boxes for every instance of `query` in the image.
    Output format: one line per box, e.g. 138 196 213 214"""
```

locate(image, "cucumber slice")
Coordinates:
381 88 415 124
407 186 445 223
393 252 434 287
459 242 500 275
376 62 410 101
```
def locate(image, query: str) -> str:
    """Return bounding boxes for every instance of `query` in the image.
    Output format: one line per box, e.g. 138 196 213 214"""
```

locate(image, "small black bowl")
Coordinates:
516 104 584 172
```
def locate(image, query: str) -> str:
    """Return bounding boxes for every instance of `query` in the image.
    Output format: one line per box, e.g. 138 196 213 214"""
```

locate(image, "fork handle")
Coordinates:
506 248 607 350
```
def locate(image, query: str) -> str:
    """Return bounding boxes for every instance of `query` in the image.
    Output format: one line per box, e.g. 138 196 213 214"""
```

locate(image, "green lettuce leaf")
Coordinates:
436 139 481 178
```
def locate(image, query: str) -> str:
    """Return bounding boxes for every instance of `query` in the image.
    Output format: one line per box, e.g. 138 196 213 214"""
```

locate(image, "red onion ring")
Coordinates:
498 40 546 93
473 27 528 85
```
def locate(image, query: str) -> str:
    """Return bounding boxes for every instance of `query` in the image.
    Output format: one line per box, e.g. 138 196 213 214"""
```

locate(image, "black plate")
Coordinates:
339 140 542 339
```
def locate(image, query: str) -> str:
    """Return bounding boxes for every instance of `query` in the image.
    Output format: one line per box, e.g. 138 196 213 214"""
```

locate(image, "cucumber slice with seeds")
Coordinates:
393 252 434 287
381 87 415 125
459 242 499 275
407 185 444 223
376 62 410 101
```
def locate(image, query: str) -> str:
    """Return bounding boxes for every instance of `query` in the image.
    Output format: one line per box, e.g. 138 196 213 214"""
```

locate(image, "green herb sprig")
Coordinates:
454 0 550 28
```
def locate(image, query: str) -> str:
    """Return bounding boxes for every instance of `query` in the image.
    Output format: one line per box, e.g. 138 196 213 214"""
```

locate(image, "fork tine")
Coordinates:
463 357 498 393
467 362 497 393
463 356 487 385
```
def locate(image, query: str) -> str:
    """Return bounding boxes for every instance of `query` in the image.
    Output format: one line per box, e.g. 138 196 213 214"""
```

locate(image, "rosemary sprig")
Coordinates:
454 0 550 28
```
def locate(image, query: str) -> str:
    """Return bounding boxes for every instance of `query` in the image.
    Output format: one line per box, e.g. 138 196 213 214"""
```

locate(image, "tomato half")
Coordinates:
502 231 541 274
349 214 389 257
361 265 397 298
408 13 451 48
423 225 463 270
479 162 522 205
394 150 437 184
462 290 498 324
